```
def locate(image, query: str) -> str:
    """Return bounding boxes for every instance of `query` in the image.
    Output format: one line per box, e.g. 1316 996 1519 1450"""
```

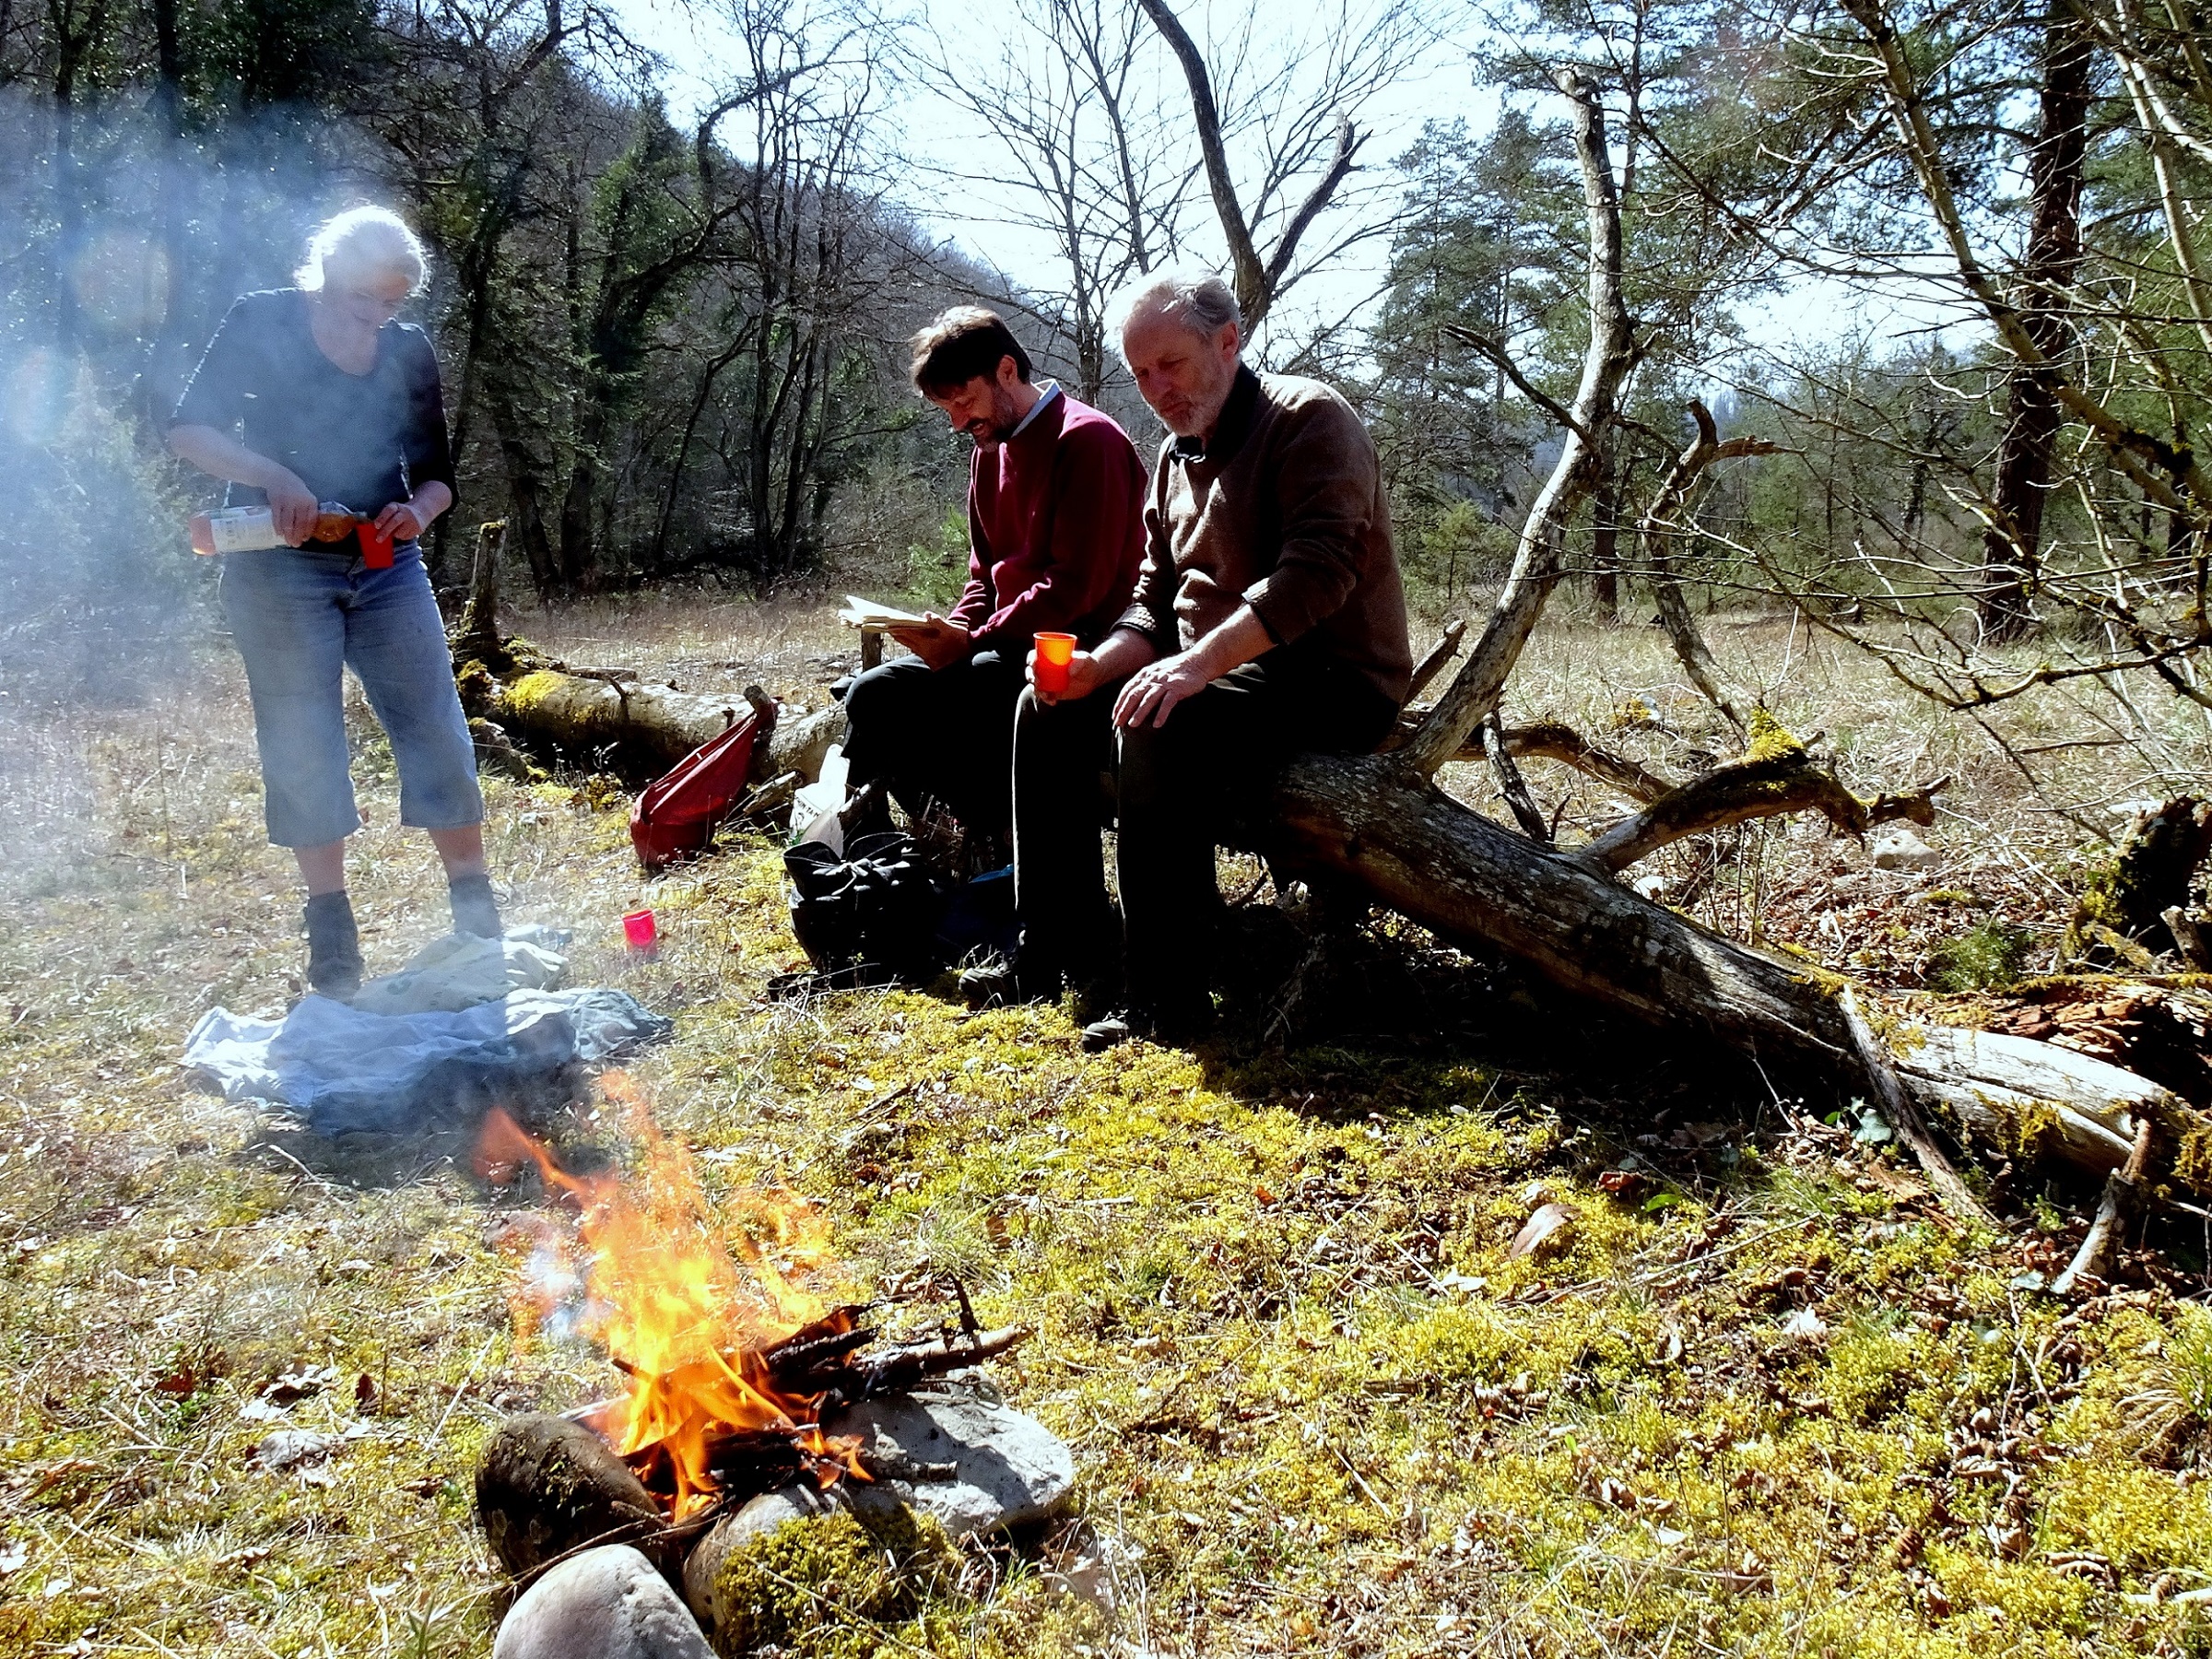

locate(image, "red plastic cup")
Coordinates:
1033 631 1077 696
359 518 394 569
622 909 658 953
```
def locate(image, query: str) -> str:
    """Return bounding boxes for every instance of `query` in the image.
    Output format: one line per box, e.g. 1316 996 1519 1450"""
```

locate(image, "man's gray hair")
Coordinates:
1110 266 1241 353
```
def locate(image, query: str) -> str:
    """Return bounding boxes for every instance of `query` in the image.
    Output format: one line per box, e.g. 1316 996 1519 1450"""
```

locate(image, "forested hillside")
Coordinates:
5 0 2209 703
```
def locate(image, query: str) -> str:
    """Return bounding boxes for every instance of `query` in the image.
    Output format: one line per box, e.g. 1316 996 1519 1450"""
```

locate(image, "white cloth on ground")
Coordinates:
182 928 668 1135
349 924 569 1015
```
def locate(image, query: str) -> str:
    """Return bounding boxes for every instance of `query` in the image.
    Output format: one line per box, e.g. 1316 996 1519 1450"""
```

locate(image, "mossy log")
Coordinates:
443 544 843 786
1265 752 2211 1202
459 657 844 785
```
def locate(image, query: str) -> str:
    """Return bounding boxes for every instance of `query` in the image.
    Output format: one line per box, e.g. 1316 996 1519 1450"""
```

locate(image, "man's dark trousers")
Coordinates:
1013 645 1398 1015
842 649 1026 834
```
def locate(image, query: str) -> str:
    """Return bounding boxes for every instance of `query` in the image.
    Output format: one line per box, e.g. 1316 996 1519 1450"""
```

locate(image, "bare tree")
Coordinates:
1135 0 1432 337
912 0 1195 400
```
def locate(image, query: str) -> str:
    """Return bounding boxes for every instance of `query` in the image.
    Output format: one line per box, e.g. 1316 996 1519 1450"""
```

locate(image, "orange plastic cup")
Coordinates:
1033 631 1077 696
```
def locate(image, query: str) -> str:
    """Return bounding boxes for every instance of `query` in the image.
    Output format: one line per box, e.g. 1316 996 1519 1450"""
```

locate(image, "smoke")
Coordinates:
0 83 411 892
0 83 419 708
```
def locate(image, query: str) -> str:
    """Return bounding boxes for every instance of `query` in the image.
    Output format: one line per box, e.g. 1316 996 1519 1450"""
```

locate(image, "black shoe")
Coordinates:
1080 996 1213 1053
449 871 503 938
304 892 363 1001
1079 1011 1137 1052
959 955 1060 1009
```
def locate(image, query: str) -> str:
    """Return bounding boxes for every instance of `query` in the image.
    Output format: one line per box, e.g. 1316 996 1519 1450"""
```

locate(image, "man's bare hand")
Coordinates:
1112 650 1213 729
1030 647 1110 706
266 474 321 547
886 613 971 670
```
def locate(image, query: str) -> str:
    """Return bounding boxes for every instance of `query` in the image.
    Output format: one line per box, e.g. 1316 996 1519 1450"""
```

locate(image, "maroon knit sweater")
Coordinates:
945 389 1147 652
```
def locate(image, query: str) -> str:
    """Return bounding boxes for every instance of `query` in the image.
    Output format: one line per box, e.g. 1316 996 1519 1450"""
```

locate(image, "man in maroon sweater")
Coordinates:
841 309 1147 858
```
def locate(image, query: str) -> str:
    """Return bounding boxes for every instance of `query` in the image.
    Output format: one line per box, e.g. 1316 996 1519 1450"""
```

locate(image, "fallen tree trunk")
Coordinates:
460 657 844 786
1265 753 2211 1203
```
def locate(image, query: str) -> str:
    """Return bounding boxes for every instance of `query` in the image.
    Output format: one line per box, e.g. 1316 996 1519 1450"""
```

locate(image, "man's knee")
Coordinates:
845 656 926 719
1113 698 1219 818
842 657 935 753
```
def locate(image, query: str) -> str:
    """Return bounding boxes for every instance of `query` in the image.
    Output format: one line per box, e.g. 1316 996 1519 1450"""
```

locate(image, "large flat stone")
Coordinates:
495 1545 712 1659
830 1373 1076 1539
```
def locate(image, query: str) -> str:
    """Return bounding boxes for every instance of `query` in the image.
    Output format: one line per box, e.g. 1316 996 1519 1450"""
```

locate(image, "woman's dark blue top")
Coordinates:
171 288 455 516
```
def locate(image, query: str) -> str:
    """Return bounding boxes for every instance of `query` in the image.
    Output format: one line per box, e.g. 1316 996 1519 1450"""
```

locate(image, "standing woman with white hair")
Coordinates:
170 205 499 1000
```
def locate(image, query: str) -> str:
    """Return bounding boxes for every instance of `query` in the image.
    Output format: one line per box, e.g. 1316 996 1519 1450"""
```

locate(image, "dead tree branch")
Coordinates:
1406 618 1466 702
1495 722 1675 803
1840 988 1995 1225
1442 322 1594 441
2051 1116 2156 1295
453 520 508 667
1576 723 1946 874
1641 402 1777 734
1483 713 1553 842
1135 0 1367 333
1399 65 1641 778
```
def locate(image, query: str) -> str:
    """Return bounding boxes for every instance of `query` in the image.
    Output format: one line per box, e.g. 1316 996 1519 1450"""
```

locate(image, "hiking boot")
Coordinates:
959 955 1060 1010
303 891 363 1001
449 871 503 938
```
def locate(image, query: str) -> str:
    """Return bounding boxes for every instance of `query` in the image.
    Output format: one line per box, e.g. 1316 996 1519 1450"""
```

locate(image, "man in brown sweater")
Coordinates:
1006 269 1411 1046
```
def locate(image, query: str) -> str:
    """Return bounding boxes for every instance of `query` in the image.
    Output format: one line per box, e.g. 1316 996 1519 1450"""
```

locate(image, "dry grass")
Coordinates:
2 590 2209 1658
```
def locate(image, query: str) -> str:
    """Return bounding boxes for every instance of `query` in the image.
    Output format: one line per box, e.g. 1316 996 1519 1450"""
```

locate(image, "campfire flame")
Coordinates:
477 1074 865 1520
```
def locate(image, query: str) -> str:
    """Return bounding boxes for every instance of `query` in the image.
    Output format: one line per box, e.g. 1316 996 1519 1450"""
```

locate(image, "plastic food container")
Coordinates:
189 507 286 556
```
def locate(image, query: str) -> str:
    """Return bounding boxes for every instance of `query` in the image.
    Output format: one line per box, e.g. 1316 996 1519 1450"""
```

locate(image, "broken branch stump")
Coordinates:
2051 1117 2156 1296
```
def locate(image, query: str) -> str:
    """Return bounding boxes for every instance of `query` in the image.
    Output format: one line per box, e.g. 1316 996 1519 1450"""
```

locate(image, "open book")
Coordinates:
837 594 927 629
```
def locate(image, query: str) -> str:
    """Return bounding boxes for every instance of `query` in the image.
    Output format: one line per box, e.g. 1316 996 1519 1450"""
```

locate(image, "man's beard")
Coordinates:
970 387 1027 445
1156 376 1231 441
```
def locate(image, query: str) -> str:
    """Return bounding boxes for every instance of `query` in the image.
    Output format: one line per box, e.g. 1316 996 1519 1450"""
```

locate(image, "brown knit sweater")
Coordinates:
1116 365 1412 705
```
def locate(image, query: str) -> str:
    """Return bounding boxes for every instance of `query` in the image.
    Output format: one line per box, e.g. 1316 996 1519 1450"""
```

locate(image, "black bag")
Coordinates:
783 832 947 980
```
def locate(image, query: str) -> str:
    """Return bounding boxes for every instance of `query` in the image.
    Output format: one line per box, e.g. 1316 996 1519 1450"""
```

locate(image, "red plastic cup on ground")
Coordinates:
359 518 394 570
1033 631 1077 696
623 909 658 953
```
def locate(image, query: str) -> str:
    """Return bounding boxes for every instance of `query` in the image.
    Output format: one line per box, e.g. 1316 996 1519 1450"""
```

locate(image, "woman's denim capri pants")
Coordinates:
220 543 483 849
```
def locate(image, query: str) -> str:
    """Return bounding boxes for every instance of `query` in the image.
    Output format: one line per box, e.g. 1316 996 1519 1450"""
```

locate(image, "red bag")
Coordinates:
629 710 766 871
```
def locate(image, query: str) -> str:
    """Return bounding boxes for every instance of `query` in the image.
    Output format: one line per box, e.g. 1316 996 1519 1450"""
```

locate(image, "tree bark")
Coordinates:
2065 796 2212 963
1591 465 1622 624
1264 753 2208 1204
1979 2 2091 641
454 521 507 665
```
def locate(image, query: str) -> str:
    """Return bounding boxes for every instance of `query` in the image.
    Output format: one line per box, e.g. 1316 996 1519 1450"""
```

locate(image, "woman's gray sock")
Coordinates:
449 872 503 938
303 891 363 1000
